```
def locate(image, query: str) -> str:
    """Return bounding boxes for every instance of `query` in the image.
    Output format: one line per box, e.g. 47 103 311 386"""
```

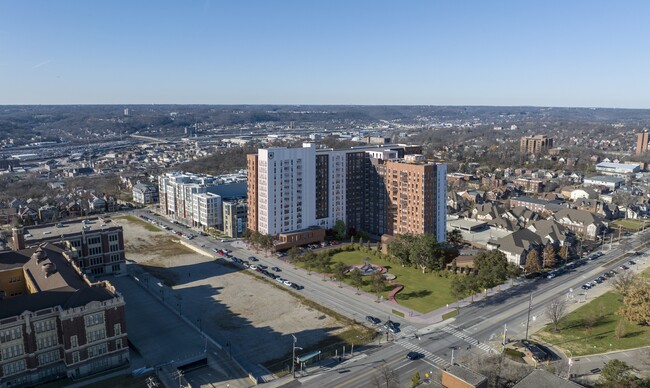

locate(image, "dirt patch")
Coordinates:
115 215 353 367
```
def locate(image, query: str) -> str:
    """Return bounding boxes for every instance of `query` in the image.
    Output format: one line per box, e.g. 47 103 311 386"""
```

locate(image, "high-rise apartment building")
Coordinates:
247 143 446 246
636 131 650 155
519 135 553 154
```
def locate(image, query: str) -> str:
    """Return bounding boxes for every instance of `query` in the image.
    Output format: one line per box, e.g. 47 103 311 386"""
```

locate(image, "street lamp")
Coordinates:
291 334 303 378
566 349 573 379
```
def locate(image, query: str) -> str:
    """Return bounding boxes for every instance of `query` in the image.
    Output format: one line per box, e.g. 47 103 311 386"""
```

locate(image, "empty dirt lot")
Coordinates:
113 216 350 370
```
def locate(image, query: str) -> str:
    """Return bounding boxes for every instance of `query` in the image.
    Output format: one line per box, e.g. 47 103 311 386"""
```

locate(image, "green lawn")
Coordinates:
114 215 162 232
612 218 647 232
300 249 456 314
535 291 650 356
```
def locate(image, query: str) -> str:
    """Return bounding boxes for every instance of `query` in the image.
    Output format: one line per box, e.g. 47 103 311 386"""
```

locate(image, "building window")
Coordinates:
70 335 78 348
108 234 118 242
89 247 103 256
86 327 106 343
37 333 58 350
116 339 122 349
87 237 101 245
110 254 120 262
114 324 121 336
1 343 24 360
0 327 22 343
8 275 21 283
34 319 56 334
112 264 121 272
2 359 26 376
87 343 107 358
84 312 105 327
72 351 80 363
38 350 60 365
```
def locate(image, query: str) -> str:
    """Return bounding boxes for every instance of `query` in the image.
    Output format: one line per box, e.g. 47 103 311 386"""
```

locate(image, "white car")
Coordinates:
283 280 292 287
249 265 257 270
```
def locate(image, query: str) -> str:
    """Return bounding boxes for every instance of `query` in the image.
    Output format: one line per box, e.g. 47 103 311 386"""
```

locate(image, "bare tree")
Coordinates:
375 364 399 388
611 271 638 296
545 298 568 332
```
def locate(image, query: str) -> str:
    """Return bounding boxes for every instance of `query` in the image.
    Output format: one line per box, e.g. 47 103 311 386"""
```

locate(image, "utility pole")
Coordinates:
502 323 508 350
525 293 533 341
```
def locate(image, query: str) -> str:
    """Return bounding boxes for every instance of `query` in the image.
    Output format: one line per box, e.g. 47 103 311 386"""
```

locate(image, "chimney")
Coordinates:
12 227 25 250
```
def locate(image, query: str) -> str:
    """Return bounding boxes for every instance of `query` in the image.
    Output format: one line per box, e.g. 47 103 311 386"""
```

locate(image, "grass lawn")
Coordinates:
535 291 650 356
301 249 456 314
114 215 162 232
612 218 646 232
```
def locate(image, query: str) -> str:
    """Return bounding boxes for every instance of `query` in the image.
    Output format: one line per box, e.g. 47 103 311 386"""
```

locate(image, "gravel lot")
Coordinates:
113 216 346 367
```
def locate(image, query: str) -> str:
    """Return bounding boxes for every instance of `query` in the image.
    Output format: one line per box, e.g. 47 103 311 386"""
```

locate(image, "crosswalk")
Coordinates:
397 340 451 367
439 325 496 353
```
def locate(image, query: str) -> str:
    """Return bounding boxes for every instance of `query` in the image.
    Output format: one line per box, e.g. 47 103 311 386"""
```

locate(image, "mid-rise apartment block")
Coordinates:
222 199 248 238
520 135 553 154
247 143 446 247
0 243 128 387
158 171 246 229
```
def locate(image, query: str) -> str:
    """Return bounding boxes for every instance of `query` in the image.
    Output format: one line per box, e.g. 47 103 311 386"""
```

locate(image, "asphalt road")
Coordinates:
299 230 650 386
137 208 650 385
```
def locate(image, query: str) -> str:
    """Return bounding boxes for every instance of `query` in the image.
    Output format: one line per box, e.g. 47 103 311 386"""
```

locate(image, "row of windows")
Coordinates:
1 343 24 360
87 343 107 358
8 275 21 283
89 247 103 256
34 319 56 334
86 327 106 343
0 327 22 343
38 349 60 365
37 333 58 350
84 312 105 327
2 359 26 376
87 236 101 246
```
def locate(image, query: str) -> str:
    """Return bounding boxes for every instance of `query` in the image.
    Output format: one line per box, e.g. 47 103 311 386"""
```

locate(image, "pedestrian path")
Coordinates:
439 325 495 354
396 340 451 367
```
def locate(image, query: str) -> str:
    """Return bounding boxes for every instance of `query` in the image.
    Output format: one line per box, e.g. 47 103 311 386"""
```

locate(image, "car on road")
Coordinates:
620 265 630 270
283 280 293 287
628 260 637 265
366 316 381 325
276 277 285 284
271 266 281 272
290 283 303 290
581 283 591 290
248 256 258 262
406 352 422 360
257 264 268 270
384 320 399 333
249 265 257 270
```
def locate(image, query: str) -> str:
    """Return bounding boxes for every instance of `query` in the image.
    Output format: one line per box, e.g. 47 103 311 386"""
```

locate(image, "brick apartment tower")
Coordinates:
636 132 650 155
247 154 259 233
519 135 553 154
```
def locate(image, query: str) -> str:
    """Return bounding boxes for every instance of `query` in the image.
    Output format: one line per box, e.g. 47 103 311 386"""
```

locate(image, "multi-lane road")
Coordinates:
136 209 650 385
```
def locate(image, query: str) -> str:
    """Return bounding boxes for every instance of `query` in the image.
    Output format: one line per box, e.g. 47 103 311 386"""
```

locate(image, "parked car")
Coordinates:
283 280 293 287
366 316 381 325
249 265 257 270
248 256 258 262
290 283 303 290
257 264 268 270
271 266 281 272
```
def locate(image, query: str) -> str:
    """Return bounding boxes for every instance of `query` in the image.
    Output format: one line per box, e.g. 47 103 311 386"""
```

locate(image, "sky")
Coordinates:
1 1 650 108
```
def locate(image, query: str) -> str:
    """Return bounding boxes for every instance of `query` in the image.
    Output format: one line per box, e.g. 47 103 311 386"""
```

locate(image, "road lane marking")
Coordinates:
331 355 407 388
439 326 495 353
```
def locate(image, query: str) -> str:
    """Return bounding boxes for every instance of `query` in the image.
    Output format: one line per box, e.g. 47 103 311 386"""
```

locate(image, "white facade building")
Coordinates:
192 193 222 228
257 144 317 235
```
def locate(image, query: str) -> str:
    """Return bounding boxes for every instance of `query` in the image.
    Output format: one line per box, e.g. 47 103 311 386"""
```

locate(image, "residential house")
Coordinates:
552 208 606 240
132 183 159 205
503 206 539 227
569 188 598 201
472 203 504 222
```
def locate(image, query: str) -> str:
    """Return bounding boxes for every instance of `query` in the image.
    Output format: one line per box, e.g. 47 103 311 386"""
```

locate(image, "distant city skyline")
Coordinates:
2 1 650 108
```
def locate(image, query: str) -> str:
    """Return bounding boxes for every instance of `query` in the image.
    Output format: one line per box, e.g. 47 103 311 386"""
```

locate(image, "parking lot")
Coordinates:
113 216 348 374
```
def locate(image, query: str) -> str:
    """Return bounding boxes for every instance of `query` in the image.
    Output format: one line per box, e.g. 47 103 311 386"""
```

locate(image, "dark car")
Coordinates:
271 266 282 272
384 320 399 333
290 283 303 290
366 316 381 325
406 352 422 360
257 264 268 270
248 256 258 262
